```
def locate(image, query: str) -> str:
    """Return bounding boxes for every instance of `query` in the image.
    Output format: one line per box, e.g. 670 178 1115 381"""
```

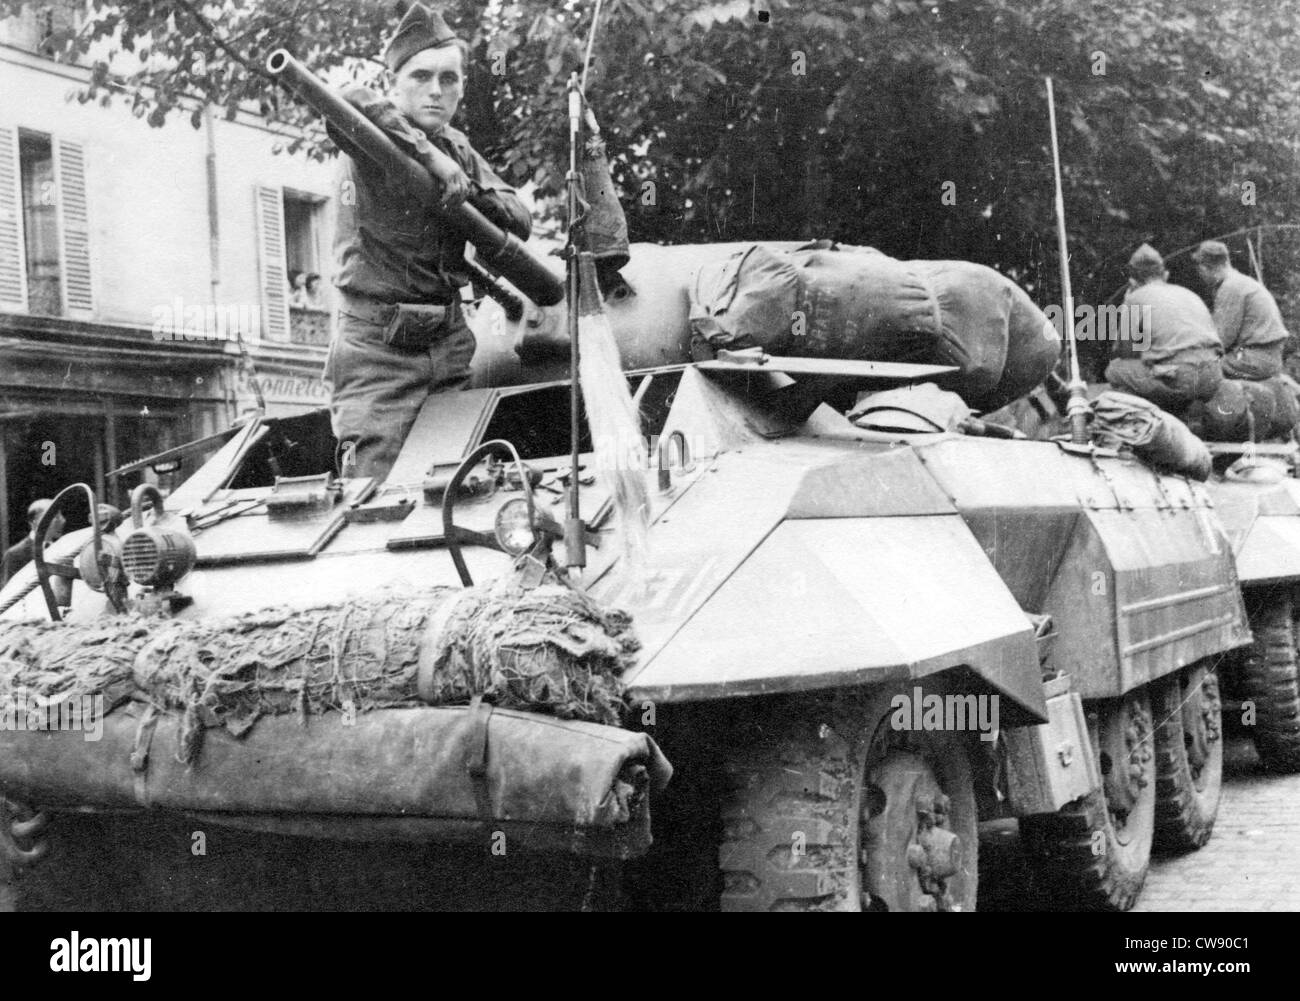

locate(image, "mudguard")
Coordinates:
619 513 1046 721
589 407 1047 721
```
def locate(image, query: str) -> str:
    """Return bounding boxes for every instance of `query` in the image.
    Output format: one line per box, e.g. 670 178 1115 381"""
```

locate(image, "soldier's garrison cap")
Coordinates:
385 3 461 73
1192 240 1231 265
1127 242 1165 280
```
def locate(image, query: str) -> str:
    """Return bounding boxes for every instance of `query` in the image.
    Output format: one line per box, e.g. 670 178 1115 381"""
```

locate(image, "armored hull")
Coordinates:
0 344 1253 911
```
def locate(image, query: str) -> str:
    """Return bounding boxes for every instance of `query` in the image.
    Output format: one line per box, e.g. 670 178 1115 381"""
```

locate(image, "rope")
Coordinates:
0 580 639 767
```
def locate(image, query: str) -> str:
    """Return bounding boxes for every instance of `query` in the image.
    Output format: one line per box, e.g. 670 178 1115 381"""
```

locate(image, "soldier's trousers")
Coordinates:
1221 342 1285 381
1104 352 1223 415
324 295 476 484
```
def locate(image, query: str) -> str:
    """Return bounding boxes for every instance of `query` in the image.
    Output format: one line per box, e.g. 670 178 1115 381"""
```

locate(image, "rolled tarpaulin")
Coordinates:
0 703 670 859
0 578 668 857
1202 375 1300 442
0 581 638 760
1091 390 1212 480
684 242 1058 410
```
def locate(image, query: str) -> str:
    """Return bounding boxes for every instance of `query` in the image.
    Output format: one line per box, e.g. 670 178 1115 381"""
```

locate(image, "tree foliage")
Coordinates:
11 0 1300 329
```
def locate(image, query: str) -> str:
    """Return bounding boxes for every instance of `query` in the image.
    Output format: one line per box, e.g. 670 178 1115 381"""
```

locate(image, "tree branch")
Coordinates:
169 0 274 83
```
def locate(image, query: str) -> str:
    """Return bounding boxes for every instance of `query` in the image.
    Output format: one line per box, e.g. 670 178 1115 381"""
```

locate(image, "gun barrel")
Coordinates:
266 49 563 307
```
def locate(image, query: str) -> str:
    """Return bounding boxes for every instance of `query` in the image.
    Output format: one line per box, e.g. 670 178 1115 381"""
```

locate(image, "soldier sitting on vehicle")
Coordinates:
324 3 532 483
1104 243 1224 414
1192 240 1290 381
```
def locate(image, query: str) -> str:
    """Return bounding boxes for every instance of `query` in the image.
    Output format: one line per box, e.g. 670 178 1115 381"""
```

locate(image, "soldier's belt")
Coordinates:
339 293 460 353
337 291 394 324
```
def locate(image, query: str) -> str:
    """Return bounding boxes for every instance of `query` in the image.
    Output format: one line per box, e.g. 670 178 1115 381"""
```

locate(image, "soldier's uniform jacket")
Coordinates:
1123 280 1223 364
329 86 531 304
1107 279 1224 411
1209 267 1289 354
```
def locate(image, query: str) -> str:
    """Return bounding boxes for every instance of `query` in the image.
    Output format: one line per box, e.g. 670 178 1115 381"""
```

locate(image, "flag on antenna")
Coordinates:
572 96 630 280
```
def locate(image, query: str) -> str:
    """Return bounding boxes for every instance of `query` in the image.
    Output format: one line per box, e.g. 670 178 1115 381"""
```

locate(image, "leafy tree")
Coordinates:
11 0 1300 366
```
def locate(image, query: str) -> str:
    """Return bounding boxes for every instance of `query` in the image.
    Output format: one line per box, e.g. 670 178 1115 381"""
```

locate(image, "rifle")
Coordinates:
266 49 563 308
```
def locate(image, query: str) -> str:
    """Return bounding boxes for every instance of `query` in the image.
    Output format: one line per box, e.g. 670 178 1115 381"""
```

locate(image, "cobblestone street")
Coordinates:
1134 737 1300 912
981 737 1300 912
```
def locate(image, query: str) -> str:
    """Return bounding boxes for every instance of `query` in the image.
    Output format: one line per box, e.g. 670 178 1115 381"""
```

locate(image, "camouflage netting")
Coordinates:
0 617 147 711
0 578 639 765
415 582 637 726
133 586 442 764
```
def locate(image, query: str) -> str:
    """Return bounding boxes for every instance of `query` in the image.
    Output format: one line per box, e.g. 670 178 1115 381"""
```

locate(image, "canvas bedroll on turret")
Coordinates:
505 241 1062 411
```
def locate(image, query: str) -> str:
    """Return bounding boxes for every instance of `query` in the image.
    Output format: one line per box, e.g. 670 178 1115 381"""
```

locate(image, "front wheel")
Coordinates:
717 694 978 912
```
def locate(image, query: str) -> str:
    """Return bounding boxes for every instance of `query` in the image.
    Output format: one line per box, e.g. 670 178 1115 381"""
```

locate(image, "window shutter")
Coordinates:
0 126 27 312
55 138 92 317
255 184 289 341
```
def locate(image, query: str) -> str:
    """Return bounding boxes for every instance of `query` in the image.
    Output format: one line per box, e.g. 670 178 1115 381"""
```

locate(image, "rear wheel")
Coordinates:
1239 592 1300 772
717 693 978 912
1020 687 1155 911
1152 663 1223 852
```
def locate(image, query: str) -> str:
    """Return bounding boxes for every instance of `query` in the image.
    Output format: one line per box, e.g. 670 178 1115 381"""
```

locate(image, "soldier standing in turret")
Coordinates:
325 3 531 482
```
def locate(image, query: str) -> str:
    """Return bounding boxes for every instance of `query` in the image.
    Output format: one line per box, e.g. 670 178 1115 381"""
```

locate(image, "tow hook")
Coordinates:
0 798 49 866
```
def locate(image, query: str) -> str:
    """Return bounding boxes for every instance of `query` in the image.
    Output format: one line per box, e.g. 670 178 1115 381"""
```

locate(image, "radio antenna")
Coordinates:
1046 76 1091 445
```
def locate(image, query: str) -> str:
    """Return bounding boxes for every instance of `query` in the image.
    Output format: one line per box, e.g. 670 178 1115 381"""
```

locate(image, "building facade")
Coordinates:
0 3 337 550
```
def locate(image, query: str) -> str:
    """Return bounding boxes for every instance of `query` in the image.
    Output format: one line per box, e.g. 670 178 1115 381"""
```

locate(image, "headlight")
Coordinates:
122 525 196 587
78 534 124 592
494 498 535 555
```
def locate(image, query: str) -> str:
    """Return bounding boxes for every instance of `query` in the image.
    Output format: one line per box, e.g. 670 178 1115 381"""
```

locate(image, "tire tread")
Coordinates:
1240 597 1300 773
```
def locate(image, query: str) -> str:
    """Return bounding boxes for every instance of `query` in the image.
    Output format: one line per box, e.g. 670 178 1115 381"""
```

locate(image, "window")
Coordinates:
255 185 328 343
19 131 60 316
283 189 329 345
283 190 323 283
0 124 92 314
0 1 86 57
0 127 92 317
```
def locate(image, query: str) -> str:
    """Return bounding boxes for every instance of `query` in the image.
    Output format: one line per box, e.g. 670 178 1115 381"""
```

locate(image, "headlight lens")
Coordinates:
494 499 534 555
78 534 123 592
